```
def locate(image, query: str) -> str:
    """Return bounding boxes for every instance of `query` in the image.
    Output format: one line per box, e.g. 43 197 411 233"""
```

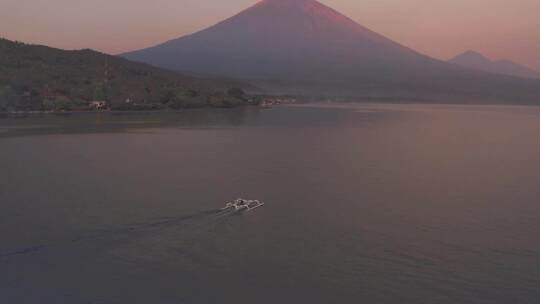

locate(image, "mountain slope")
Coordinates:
0 38 251 111
123 0 540 104
123 0 432 80
449 51 540 79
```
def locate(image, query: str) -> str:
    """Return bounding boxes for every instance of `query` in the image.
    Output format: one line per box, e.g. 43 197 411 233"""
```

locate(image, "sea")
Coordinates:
1 104 540 303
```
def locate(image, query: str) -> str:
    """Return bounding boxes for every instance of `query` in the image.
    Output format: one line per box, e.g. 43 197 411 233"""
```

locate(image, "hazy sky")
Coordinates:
1 0 539 69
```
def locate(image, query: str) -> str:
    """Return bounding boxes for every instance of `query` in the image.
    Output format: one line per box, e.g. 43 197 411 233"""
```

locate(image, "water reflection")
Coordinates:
0 108 258 137
0 106 383 138
3 103 540 303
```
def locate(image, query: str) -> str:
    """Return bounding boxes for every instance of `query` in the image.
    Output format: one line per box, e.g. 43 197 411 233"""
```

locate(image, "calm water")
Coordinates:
1 104 540 303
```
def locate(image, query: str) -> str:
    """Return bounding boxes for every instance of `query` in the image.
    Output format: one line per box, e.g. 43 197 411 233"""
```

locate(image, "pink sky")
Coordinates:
1 0 539 69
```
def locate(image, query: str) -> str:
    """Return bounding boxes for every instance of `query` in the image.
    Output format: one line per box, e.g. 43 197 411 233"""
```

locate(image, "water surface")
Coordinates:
1 104 540 303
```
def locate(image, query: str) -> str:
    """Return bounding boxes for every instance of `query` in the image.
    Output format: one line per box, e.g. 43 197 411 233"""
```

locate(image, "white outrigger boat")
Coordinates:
222 199 265 212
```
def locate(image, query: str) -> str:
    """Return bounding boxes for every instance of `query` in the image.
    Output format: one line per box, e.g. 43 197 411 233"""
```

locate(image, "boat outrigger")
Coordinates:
222 199 265 212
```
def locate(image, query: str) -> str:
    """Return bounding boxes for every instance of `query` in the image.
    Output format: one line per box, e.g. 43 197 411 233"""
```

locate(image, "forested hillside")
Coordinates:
0 38 252 112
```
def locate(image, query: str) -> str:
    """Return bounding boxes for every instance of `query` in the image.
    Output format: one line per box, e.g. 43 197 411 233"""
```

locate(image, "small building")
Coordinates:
89 100 107 110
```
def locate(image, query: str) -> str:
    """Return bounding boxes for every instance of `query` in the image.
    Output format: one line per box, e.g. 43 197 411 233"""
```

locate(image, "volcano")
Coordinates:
449 51 540 80
123 0 540 103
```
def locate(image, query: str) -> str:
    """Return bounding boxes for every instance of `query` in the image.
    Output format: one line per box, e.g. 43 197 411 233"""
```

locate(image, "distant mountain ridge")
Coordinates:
0 38 252 112
123 0 540 104
449 51 540 80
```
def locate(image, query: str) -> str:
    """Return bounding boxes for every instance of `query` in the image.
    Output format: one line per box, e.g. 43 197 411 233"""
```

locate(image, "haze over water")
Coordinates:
1 104 540 303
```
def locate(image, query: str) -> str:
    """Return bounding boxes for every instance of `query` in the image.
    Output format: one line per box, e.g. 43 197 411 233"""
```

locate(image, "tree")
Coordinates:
0 86 19 111
207 93 226 108
185 89 199 98
159 89 206 109
227 87 246 100
222 96 243 108
52 96 72 111
42 98 56 111
0 86 8 111
93 85 107 101
159 90 177 105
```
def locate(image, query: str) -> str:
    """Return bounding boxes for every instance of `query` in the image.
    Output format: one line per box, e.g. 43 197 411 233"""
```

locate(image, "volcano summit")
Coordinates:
123 0 540 103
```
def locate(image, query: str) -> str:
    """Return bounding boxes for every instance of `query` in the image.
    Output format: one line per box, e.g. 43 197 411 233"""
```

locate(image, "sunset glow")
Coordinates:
1 0 539 69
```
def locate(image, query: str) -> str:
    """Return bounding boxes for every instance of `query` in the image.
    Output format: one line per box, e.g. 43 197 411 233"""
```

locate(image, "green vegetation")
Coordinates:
0 38 253 112
0 86 10 111
156 88 206 109
227 87 246 100
42 96 77 111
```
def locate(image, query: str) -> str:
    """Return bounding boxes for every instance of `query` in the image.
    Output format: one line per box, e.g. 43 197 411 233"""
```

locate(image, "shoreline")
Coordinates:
0 105 267 117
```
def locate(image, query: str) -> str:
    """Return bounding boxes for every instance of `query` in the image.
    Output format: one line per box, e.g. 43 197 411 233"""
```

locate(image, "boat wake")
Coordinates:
0 207 241 259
